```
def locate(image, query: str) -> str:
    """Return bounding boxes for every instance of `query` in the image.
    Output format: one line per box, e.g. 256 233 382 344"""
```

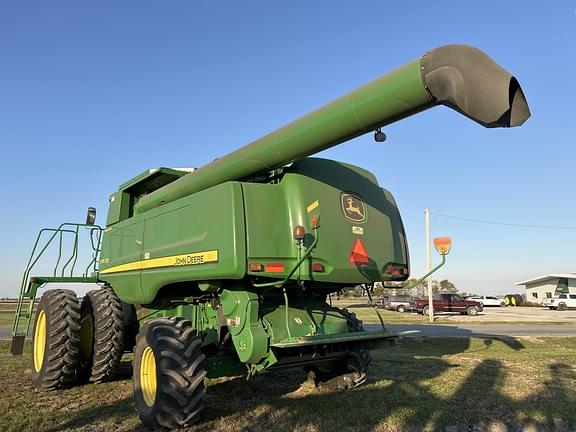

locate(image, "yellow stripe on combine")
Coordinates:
100 250 219 274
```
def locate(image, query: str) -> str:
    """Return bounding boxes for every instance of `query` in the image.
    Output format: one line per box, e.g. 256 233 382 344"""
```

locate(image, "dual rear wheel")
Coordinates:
31 288 132 389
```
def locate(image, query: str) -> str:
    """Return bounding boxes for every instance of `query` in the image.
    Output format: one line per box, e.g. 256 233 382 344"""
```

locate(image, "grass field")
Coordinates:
2 337 575 432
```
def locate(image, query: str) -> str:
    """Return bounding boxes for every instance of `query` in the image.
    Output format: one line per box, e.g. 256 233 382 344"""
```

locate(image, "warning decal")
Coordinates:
349 238 370 265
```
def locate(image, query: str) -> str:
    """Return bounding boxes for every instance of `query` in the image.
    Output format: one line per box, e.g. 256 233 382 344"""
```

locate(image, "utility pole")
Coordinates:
425 208 434 322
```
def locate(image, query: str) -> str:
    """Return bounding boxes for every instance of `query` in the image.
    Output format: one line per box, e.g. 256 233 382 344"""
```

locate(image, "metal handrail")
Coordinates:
12 223 103 339
19 223 103 296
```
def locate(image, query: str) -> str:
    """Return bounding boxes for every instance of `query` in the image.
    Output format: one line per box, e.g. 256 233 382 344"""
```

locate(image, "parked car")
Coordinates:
382 295 414 312
410 293 483 316
542 293 576 311
466 295 505 307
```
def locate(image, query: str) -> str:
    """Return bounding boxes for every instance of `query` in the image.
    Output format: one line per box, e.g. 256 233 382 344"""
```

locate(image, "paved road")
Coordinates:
2 324 575 341
367 324 576 337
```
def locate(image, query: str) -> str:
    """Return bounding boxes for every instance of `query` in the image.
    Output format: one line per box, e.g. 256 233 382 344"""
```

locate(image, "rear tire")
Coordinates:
557 303 567 311
31 289 81 390
78 289 125 383
134 317 206 430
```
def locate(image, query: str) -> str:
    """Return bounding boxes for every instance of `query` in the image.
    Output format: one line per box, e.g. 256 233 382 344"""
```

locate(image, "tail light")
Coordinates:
265 262 285 273
311 263 325 273
249 263 263 272
385 264 408 277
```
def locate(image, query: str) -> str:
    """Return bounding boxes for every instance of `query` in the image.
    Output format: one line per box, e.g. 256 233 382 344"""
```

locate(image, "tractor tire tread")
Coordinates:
134 317 206 430
80 288 125 383
32 289 81 390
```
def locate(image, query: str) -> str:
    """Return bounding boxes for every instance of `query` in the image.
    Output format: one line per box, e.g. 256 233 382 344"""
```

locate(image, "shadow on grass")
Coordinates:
41 335 575 432
195 335 574 432
44 395 140 432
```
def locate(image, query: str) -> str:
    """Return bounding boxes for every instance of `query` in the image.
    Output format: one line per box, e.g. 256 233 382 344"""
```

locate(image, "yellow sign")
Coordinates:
307 200 319 213
100 250 219 274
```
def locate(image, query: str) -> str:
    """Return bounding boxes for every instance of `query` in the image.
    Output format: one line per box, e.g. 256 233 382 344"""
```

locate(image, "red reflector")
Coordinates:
349 239 370 265
265 262 285 273
311 263 325 272
249 263 263 272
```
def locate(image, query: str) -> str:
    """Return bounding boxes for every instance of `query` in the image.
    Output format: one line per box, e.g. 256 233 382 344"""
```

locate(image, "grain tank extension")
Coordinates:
14 45 530 430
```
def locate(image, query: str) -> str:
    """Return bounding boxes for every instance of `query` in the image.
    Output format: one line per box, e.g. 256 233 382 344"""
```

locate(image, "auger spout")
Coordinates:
134 44 530 214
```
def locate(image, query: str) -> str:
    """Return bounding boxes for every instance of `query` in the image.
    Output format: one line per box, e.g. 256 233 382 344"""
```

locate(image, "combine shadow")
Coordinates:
45 334 575 432
44 395 138 432
195 334 574 431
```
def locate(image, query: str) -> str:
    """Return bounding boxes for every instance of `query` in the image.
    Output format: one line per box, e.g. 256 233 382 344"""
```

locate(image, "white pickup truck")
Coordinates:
542 293 576 311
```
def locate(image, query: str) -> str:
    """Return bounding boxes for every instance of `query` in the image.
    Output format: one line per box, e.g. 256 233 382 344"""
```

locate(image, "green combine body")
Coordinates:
12 45 530 430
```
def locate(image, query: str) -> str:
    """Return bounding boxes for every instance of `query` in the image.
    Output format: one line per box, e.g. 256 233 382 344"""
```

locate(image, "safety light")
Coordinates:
311 215 320 228
293 225 305 241
433 237 452 255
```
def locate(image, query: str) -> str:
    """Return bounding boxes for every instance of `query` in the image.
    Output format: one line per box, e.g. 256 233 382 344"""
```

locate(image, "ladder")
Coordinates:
10 223 103 355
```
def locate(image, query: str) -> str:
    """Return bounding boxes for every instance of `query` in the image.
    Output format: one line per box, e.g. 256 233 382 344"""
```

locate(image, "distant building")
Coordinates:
515 274 576 304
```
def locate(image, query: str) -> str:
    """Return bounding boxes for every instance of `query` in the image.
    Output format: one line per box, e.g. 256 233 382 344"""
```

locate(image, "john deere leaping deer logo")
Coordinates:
340 193 366 223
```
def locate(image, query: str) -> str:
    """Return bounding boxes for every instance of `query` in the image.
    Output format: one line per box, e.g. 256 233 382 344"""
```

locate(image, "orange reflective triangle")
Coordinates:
349 238 370 265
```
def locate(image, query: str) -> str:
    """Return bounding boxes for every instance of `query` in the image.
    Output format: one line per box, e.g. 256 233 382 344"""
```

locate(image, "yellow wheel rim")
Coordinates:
33 310 47 372
140 346 157 407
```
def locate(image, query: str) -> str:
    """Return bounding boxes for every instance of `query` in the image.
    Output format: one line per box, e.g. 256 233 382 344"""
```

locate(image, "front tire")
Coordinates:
557 303 567 311
396 305 406 313
134 317 207 430
31 289 81 390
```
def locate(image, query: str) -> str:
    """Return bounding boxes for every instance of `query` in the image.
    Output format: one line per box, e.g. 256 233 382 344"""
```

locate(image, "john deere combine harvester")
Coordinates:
12 45 529 430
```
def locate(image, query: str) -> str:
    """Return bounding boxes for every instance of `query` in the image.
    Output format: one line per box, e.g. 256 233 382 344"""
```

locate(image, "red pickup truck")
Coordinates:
410 293 483 316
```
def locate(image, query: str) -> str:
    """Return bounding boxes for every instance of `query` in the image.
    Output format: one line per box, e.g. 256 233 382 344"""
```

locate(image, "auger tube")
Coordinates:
134 44 530 214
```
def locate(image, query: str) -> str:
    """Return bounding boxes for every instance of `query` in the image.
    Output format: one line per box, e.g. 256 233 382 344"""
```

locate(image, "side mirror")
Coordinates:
433 237 452 255
86 207 96 226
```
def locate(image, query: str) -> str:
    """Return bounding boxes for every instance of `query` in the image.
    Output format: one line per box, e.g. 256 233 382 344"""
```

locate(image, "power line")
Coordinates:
434 213 576 230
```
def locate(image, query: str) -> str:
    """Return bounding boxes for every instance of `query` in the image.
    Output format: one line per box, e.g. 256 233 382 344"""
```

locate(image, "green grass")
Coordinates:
0 310 17 326
0 302 36 326
2 337 575 431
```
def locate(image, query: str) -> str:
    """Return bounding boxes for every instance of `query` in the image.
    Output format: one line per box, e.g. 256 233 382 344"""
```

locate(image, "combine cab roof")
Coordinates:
119 167 195 196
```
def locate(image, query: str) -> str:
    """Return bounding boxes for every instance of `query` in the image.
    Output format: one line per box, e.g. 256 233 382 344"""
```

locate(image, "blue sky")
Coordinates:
1 1 575 297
